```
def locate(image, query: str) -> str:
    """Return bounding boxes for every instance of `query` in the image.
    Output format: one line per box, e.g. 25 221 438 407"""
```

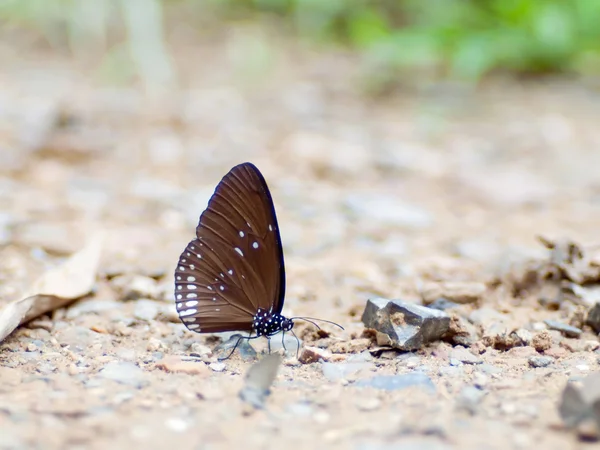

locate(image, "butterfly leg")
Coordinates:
267 337 271 354
291 329 300 359
281 331 287 354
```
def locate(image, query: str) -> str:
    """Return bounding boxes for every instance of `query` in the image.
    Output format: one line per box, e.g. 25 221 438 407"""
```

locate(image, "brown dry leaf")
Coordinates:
0 233 103 343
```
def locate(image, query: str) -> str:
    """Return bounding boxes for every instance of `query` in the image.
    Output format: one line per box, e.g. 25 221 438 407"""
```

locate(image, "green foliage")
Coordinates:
211 0 600 80
2 0 600 83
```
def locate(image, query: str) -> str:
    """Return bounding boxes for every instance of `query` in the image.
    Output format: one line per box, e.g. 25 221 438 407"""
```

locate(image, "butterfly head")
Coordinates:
281 317 294 332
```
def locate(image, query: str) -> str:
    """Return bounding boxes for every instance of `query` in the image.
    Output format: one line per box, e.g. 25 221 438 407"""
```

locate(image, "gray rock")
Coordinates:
449 346 482 365
361 298 450 351
544 319 582 338
321 362 371 382
587 303 600 334
209 362 226 372
214 334 257 360
110 274 159 300
427 298 460 311
559 372 600 432
268 333 303 357
354 373 435 393
98 361 147 388
469 307 507 326
66 300 123 319
529 356 554 368
457 386 486 414
511 328 533 346
439 366 464 377
477 363 503 375
344 193 433 229
134 299 160 321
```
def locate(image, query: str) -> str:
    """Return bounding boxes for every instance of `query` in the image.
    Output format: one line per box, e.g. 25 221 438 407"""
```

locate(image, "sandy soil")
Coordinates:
0 34 599 450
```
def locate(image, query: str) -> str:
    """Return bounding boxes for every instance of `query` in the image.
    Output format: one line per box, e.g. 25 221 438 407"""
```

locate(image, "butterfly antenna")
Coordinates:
292 317 344 331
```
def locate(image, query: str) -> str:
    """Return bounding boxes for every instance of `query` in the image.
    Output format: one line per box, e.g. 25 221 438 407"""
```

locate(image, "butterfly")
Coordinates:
174 162 341 359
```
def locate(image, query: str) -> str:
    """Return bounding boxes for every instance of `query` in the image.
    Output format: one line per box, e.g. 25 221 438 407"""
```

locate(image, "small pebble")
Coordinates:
528 356 554 368
355 397 381 411
544 320 582 338
209 362 226 372
449 346 482 365
26 343 37 352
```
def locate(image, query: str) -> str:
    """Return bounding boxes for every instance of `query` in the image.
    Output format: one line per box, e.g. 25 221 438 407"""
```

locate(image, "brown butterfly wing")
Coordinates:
174 163 286 334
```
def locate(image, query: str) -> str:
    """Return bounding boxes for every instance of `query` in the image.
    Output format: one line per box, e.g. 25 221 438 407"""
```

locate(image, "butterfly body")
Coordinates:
253 308 294 337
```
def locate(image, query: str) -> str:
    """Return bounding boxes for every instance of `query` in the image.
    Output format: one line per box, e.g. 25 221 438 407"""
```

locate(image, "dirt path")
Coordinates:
0 43 599 449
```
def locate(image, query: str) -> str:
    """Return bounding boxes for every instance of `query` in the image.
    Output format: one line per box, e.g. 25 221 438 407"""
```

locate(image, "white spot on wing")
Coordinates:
180 309 197 317
187 276 196 282
186 300 198 307
239 231 245 237
252 242 259 249
228 269 233 275
186 293 197 299
188 324 200 329
269 224 273 231
234 247 244 256
176 294 182 300
219 286 224 291
187 285 197 290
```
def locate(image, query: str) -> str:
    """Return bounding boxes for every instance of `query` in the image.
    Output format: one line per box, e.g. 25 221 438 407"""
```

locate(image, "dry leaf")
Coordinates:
0 233 103 343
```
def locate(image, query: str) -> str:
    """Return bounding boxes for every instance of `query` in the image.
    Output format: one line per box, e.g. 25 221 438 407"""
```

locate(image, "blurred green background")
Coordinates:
2 0 600 89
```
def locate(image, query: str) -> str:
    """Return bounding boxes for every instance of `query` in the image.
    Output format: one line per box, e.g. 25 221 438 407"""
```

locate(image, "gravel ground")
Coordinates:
0 35 600 450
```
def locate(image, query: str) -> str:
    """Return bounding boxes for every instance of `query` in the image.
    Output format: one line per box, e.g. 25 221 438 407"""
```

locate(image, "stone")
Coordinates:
544 320 582 338
511 328 533 346
299 346 332 364
532 331 553 352
265 333 302 357
559 372 600 434
110 274 159 300
214 334 257 360
66 300 123 319
456 386 486 414
209 362 226 372
439 366 464 377
420 281 486 305
355 397 381 411
469 308 507 327
98 361 147 388
587 303 600 334
134 299 160 321
477 364 503 375
528 356 554 368
355 373 436 393
361 298 450 351
156 356 209 376
544 346 569 358
321 362 371 382
449 346 482 365
444 315 479 346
